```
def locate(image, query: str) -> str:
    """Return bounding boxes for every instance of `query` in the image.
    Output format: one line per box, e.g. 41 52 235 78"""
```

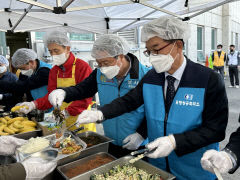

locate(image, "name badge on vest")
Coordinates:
175 94 200 107
128 80 139 89
100 75 114 83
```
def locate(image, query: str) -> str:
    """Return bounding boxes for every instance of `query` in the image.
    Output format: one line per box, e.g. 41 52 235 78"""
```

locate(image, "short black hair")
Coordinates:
164 39 185 48
217 44 223 48
230 44 235 48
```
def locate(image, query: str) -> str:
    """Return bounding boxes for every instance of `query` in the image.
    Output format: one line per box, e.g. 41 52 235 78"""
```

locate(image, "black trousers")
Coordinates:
213 66 224 79
229 65 239 86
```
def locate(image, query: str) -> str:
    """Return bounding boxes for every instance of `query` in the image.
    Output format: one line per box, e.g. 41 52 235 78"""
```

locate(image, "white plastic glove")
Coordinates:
48 89 66 108
0 136 26 155
76 110 103 127
22 157 57 180
146 135 176 159
201 150 233 174
18 101 36 114
122 133 144 150
0 94 3 100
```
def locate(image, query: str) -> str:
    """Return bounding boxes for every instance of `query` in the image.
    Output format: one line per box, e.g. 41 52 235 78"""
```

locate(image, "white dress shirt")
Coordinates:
164 57 187 97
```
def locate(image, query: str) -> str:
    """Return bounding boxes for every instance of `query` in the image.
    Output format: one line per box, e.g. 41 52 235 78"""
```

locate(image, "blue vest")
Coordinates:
142 60 218 180
97 57 150 146
30 60 52 100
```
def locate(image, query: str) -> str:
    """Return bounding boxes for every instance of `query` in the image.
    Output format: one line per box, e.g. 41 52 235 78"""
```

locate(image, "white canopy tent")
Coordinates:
0 0 238 34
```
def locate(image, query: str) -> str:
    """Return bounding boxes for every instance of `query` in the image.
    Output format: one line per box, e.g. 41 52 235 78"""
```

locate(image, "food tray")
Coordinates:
13 128 42 140
57 152 116 180
0 155 16 165
72 156 176 180
15 131 87 165
77 131 113 159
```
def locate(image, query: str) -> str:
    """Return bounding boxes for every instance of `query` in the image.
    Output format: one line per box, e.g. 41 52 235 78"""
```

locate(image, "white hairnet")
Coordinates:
141 16 191 42
12 48 37 68
44 31 70 47
91 34 130 59
0 55 9 67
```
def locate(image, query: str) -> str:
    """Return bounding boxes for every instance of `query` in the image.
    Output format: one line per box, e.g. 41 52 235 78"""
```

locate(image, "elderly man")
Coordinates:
0 136 56 180
0 55 18 110
0 49 52 101
48 34 149 157
67 17 228 180
16 31 96 133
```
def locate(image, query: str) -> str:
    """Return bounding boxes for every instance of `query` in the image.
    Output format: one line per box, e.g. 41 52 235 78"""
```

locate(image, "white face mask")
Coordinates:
217 49 222 52
21 69 33 77
100 58 122 80
0 66 6 73
149 42 177 73
52 53 67 66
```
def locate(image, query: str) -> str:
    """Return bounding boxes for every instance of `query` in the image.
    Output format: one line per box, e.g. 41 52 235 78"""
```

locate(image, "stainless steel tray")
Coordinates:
0 155 16 165
72 156 176 180
13 129 42 140
57 152 116 180
15 131 87 166
77 131 113 159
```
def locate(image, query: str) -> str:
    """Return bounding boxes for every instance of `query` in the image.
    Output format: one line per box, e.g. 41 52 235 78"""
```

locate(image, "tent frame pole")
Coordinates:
187 0 233 19
5 8 52 12
56 0 61 7
139 1 182 19
62 0 75 9
17 0 54 10
66 0 135 12
11 0 37 32
114 0 176 33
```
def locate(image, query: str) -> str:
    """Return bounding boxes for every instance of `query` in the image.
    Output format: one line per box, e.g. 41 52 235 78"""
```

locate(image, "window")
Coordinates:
35 32 45 40
69 33 94 41
235 33 238 50
197 26 205 62
211 28 217 51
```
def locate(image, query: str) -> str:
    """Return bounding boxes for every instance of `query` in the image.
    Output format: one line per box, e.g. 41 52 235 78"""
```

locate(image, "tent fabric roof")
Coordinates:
0 0 237 33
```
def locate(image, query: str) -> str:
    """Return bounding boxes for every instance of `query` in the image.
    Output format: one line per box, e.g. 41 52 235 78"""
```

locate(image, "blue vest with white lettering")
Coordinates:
30 60 52 100
142 59 218 180
97 59 149 146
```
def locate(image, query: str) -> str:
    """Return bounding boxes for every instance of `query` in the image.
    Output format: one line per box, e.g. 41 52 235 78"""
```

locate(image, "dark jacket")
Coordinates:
0 163 26 180
225 114 240 173
0 59 50 97
99 57 228 156
0 72 19 111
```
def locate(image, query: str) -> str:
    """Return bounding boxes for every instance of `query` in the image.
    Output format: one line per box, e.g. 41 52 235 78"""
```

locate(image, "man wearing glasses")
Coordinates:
48 34 149 158
59 16 228 180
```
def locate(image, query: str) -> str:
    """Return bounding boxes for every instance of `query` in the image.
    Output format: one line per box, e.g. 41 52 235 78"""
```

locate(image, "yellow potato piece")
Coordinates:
0 131 9 135
20 128 35 133
0 124 6 131
0 118 7 125
3 126 15 134
20 126 36 132
8 117 25 125
21 121 37 127
11 105 29 112
9 124 19 133
4 116 12 121
13 121 24 129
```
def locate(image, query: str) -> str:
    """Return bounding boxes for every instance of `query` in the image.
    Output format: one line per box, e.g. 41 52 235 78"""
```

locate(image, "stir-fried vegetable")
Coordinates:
90 165 163 180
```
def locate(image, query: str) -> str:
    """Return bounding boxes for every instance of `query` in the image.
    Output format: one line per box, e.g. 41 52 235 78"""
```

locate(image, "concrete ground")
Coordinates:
96 74 240 180
221 76 240 180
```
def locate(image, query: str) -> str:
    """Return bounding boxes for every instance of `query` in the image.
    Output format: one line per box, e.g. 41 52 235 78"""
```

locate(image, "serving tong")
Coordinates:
129 148 157 164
